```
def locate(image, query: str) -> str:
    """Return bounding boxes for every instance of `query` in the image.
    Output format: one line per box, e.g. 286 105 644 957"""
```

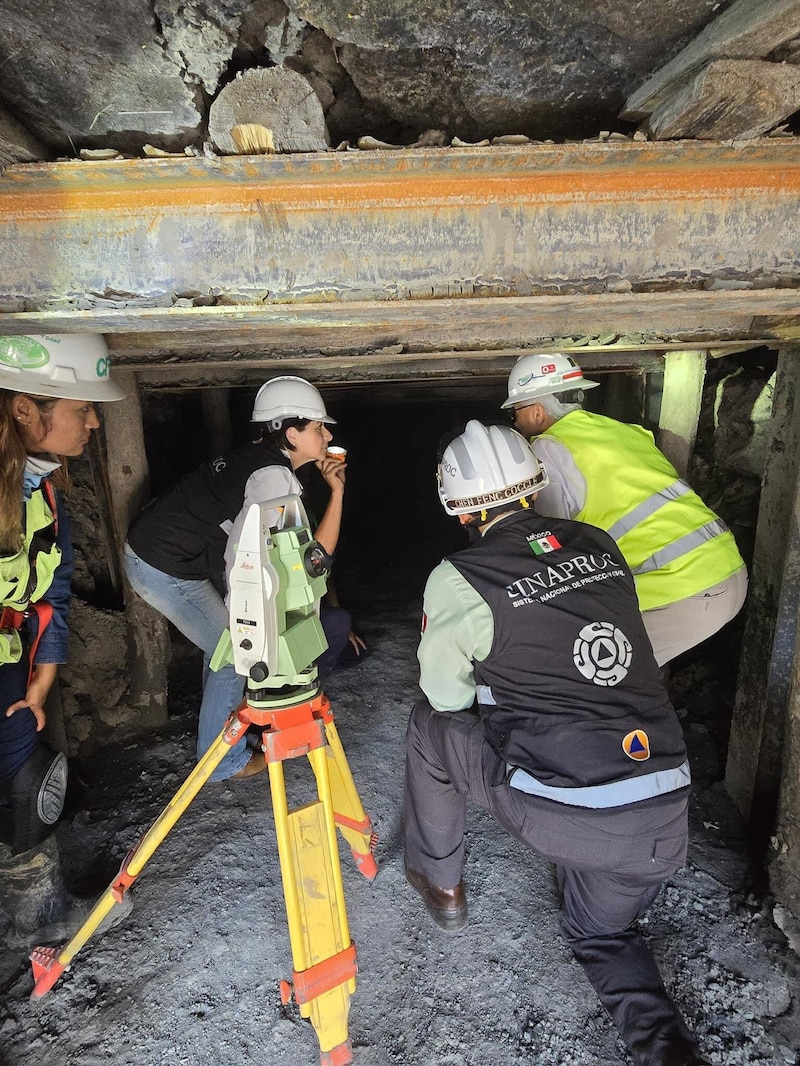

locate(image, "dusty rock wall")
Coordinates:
0 0 734 153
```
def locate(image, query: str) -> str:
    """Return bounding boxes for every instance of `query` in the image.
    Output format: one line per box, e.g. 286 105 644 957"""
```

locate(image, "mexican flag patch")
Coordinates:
527 532 562 555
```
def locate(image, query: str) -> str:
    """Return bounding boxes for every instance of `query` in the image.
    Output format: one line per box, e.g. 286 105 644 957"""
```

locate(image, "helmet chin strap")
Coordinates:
464 496 533 530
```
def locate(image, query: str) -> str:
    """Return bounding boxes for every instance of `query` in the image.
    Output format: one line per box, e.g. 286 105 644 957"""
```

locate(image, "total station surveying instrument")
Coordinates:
29 495 378 1066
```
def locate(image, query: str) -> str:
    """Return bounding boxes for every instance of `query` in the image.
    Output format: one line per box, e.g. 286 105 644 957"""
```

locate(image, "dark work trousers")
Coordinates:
0 651 38 785
0 650 41 847
316 604 352 680
403 700 704 1066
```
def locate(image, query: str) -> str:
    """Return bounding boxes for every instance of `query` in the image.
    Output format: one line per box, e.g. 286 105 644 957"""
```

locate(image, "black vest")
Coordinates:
127 442 291 589
447 511 688 796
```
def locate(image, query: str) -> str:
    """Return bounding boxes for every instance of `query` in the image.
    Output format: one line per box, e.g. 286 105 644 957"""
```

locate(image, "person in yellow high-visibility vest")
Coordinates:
501 353 747 666
0 334 125 939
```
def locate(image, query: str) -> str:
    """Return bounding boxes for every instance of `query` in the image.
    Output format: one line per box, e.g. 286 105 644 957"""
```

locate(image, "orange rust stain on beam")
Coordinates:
1 161 799 217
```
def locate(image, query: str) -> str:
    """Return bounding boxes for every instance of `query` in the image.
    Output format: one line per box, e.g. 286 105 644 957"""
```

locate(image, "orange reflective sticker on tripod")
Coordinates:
622 729 650 761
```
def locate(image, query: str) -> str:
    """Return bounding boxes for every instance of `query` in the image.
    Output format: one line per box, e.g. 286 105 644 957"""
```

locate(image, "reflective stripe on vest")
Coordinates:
1 486 60 612
540 411 744 610
607 480 691 541
605 480 730 576
507 759 691 808
477 687 690 807
632 518 730 576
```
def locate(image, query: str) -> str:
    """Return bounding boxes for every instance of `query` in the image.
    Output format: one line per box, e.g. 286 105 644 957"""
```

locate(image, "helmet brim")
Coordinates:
251 413 337 425
500 376 600 409
0 370 125 402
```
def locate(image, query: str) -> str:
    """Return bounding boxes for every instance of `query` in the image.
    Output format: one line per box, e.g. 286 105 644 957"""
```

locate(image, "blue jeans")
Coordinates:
196 603 352 780
124 544 353 781
123 543 250 779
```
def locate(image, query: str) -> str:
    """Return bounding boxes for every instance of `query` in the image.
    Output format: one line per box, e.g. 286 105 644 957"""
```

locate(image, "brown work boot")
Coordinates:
231 755 267 779
405 865 468 933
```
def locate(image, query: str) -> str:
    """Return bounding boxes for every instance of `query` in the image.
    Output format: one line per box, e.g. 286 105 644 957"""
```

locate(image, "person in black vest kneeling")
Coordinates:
403 420 709 1066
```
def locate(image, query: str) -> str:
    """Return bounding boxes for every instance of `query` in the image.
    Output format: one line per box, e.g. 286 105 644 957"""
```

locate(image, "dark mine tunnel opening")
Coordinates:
57 346 777 832
28 352 798 1064
134 384 521 704
114 354 769 765
141 382 525 605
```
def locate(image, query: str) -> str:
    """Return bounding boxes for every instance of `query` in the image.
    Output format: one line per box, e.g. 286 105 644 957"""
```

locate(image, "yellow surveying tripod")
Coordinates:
30 497 378 1066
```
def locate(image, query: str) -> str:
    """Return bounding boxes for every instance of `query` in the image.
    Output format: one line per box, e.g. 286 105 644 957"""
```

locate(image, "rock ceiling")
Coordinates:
1 0 797 159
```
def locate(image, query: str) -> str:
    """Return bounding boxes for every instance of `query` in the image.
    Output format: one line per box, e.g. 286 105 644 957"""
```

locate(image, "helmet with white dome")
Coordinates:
500 353 599 410
251 376 336 430
437 420 549 516
0 334 125 401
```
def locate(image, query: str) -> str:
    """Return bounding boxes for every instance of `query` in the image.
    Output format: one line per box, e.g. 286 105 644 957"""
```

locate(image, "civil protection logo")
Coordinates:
573 621 632 686
622 730 651 761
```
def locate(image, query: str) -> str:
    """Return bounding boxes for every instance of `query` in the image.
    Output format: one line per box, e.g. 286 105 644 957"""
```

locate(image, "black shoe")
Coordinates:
405 865 468 933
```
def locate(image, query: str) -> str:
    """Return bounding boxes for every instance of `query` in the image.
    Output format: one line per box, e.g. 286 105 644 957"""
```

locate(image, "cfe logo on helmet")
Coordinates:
0 334 125 401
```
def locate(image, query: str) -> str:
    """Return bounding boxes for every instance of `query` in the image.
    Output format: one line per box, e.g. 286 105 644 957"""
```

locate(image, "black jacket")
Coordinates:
448 510 688 801
127 442 290 590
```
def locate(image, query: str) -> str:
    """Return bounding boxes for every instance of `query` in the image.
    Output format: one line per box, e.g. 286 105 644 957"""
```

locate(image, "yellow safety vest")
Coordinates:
0 484 62 664
540 411 744 610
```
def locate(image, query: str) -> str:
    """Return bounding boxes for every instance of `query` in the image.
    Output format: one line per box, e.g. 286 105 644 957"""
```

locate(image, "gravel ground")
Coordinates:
1 577 798 1066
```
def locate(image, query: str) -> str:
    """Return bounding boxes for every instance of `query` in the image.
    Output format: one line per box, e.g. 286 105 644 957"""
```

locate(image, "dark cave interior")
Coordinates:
117 356 770 771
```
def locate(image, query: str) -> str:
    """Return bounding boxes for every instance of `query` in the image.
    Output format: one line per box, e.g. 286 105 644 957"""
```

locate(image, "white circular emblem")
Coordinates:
573 621 632 686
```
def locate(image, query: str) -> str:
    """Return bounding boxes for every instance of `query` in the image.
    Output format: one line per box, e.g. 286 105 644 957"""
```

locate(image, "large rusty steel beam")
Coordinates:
0 140 798 312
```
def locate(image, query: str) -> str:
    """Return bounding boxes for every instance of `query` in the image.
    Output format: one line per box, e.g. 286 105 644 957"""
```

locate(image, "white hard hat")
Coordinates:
251 376 336 428
500 353 599 410
0 334 125 401
437 420 549 516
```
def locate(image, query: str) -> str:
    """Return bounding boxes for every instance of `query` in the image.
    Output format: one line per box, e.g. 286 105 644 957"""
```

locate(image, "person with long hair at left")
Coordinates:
0 334 124 942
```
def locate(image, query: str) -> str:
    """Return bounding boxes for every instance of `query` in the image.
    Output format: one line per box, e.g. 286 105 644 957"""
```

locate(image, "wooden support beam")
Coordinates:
726 345 800 831
208 68 328 154
85 430 125 597
130 347 669 392
0 291 792 371
771 579 800 917
657 351 707 476
103 370 169 726
623 0 800 120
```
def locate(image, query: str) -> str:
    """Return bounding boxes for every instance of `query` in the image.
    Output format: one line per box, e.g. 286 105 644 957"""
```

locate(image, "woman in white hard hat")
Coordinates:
124 375 357 781
0 333 124 937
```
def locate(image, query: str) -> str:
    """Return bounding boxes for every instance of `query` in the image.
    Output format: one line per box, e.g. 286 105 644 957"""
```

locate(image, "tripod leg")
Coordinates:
319 721 378 880
30 716 247 998
270 750 357 1066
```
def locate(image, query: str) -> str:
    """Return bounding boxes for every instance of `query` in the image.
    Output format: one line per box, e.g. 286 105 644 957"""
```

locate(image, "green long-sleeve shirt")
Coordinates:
417 558 495 712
